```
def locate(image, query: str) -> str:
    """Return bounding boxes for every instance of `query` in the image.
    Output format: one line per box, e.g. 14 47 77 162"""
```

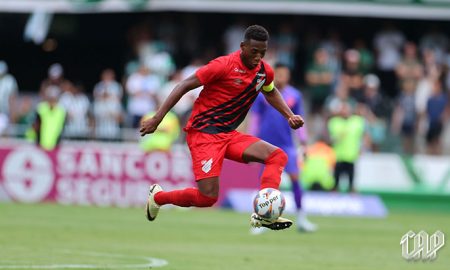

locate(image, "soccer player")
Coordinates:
250 63 317 233
140 25 304 230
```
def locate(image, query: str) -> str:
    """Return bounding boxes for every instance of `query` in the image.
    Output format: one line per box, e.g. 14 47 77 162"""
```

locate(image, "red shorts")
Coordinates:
186 130 260 181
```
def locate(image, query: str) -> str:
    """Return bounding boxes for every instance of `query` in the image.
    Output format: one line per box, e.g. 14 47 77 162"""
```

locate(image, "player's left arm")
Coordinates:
261 87 304 129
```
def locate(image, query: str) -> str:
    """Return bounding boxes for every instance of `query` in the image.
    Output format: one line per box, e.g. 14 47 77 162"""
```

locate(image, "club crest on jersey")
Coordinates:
255 78 266 91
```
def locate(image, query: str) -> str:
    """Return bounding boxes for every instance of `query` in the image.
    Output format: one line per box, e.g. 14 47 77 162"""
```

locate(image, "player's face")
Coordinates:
274 67 290 88
240 39 267 69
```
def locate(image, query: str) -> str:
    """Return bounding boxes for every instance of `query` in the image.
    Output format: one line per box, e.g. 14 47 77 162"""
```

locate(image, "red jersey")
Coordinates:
185 50 274 134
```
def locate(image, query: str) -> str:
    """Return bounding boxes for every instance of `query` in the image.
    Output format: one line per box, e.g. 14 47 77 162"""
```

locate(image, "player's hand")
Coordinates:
140 116 162 136
288 115 304 129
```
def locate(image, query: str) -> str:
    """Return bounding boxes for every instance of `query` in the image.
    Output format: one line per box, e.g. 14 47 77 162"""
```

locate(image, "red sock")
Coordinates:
154 188 217 207
260 149 288 189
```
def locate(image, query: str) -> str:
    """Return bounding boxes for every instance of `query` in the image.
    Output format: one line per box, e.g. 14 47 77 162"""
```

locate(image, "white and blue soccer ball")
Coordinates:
253 188 286 222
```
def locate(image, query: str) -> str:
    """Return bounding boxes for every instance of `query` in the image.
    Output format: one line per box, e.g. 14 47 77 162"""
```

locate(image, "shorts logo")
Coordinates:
201 158 213 173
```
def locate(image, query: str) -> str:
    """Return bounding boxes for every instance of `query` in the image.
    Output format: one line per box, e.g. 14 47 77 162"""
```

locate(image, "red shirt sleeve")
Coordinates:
195 56 227 85
263 62 274 86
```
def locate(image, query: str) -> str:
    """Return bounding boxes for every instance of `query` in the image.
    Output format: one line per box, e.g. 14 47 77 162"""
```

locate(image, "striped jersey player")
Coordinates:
140 25 304 230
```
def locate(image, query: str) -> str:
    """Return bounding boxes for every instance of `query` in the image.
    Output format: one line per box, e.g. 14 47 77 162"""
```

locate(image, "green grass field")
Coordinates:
0 203 449 270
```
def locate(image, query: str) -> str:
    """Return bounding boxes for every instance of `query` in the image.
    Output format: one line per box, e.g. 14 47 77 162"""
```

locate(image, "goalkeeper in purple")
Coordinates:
250 63 317 233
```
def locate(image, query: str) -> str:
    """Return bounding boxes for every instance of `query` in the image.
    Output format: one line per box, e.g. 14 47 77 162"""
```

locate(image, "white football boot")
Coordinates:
250 213 293 230
145 184 163 221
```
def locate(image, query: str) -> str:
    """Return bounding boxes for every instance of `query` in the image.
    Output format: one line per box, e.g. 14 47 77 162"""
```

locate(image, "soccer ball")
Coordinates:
253 188 286 222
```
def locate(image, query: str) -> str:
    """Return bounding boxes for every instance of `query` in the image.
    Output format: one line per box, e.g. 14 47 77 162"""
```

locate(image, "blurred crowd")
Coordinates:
0 20 449 155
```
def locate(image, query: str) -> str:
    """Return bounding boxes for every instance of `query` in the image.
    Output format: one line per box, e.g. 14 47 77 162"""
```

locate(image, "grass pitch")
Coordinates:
0 203 449 270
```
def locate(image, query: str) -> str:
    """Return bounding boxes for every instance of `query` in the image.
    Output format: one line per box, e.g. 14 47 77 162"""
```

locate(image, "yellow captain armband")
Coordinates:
262 81 274 92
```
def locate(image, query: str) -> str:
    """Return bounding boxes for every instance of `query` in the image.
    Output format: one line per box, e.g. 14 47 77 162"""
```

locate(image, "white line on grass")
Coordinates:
0 251 168 269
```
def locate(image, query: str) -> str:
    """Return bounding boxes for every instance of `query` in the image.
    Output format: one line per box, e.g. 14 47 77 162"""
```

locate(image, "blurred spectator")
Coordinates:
16 95 35 127
40 63 70 96
395 42 424 95
354 38 374 74
159 60 203 142
134 29 175 82
301 139 336 191
391 79 417 155
145 48 175 81
180 58 203 122
327 103 366 192
59 82 91 139
32 86 66 150
93 69 123 102
419 26 449 65
0 60 18 134
320 30 344 83
158 71 183 114
92 86 123 141
361 74 389 151
181 57 203 80
362 74 390 119
305 48 334 114
223 21 246 55
274 23 298 70
373 23 405 96
126 65 161 128
341 49 364 102
415 49 441 136
139 110 180 152
446 51 450 91
156 17 178 55
325 82 356 117
303 28 321 65
425 76 448 155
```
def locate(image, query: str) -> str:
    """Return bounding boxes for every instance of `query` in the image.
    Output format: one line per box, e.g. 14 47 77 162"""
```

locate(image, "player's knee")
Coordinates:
197 193 218 207
265 148 288 167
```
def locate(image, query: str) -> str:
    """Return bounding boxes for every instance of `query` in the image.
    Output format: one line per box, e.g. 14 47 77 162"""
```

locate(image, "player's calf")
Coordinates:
260 148 288 189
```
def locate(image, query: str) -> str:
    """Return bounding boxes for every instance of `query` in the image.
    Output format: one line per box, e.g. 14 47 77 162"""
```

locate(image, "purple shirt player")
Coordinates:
249 64 317 233
250 85 307 175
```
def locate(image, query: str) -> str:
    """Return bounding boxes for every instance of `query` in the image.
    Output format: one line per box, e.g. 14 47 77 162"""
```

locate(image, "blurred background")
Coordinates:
0 1 449 269
1 1 449 149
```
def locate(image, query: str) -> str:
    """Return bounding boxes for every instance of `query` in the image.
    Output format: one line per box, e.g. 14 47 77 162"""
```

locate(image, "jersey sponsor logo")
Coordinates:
201 158 213 173
233 78 243 85
234 67 246 74
255 78 266 91
256 73 266 77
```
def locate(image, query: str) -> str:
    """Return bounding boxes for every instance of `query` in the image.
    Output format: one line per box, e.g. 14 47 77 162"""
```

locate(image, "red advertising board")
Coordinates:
0 142 194 207
0 141 261 207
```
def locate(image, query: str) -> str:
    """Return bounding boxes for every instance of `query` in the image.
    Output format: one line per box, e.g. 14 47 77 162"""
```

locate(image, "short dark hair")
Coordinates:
274 62 290 70
244 25 269 42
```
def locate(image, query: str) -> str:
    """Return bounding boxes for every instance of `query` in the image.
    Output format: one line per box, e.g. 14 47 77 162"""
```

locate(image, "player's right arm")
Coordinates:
140 74 201 136
140 57 226 136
